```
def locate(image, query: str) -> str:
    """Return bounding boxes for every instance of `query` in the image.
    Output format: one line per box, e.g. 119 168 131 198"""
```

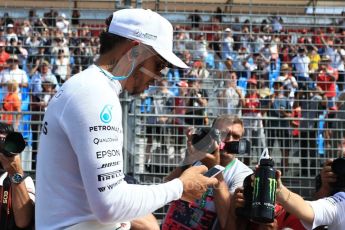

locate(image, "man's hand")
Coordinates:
315 159 337 198
182 128 207 165
179 165 218 202
257 219 278 230
200 144 220 169
0 154 24 176
275 169 283 192
321 159 337 186
158 116 168 124
233 187 246 209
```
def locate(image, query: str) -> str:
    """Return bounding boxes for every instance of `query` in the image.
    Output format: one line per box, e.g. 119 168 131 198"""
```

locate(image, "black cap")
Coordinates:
298 47 305 53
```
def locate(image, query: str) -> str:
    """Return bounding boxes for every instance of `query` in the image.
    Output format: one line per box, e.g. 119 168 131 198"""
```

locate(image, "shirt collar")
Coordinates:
91 64 123 96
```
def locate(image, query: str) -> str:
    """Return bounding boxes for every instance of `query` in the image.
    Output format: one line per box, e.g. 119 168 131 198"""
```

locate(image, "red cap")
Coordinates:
193 60 203 68
177 81 188 87
329 106 338 111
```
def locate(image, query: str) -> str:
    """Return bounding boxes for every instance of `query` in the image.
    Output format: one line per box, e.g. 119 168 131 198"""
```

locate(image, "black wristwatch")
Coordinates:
11 173 24 184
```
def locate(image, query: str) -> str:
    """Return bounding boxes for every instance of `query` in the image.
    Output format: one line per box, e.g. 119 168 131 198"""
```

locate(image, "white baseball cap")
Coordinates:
108 9 189 69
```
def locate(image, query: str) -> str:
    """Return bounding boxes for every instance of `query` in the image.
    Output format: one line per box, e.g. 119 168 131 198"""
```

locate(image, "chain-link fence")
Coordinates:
1 0 345 222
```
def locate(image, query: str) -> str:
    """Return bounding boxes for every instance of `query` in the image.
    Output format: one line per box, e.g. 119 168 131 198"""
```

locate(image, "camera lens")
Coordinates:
0 132 26 157
191 128 219 153
330 157 345 194
332 158 345 174
332 158 345 176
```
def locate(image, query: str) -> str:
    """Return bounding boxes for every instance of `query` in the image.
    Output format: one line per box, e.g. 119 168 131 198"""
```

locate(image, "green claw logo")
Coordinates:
268 178 277 202
253 177 276 202
254 177 260 198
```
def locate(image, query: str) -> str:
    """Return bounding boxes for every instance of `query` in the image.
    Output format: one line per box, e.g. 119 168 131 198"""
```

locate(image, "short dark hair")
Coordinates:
212 115 244 130
99 14 130 55
0 123 13 135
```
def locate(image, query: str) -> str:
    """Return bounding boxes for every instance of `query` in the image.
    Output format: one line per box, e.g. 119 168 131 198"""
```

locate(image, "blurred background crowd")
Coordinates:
0 0 345 219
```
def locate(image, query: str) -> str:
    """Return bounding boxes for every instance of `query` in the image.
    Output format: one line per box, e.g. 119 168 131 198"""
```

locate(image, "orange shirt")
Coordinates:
2 92 21 124
0 51 10 72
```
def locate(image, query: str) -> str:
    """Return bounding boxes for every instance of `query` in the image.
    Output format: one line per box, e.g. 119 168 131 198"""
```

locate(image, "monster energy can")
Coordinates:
250 148 277 223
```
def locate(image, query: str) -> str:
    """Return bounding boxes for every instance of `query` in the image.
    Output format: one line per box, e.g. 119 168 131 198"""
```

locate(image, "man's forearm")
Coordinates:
213 174 231 229
11 183 34 228
276 186 314 225
20 83 28 88
197 97 207 106
131 214 160 230
164 167 184 182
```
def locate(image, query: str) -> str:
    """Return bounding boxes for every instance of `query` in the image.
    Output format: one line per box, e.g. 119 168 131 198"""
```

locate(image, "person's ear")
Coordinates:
130 41 140 59
131 47 139 59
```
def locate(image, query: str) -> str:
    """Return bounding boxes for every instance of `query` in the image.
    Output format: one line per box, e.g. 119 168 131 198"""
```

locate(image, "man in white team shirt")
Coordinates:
35 9 218 230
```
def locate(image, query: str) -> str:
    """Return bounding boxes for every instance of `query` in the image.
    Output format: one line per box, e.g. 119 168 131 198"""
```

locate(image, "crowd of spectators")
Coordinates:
0 9 345 175
0 9 96 167
142 10 345 177
0 7 344 230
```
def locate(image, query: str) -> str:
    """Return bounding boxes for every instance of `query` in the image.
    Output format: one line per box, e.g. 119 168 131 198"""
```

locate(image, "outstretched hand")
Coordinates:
320 159 337 187
0 154 23 176
179 165 218 202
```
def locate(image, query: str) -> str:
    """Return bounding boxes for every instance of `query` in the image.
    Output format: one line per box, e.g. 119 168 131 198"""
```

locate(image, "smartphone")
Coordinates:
203 165 225 178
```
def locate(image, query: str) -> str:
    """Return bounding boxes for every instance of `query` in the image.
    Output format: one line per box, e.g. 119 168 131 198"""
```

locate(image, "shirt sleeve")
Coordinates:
291 57 296 65
59 83 183 224
300 195 340 230
227 162 253 193
340 49 345 57
24 176 35 202
291 77 298 87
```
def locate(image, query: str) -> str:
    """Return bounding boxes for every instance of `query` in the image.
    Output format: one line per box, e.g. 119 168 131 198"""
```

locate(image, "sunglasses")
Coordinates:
139 67 163 82
155 58 169 71
142 45 169 71
220 130 242 140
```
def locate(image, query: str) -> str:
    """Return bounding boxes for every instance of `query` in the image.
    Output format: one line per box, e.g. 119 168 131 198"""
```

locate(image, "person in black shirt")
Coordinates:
188 10 202 29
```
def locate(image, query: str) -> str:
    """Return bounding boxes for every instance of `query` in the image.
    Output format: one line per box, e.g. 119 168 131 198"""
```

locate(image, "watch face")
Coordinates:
11 173 24 184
